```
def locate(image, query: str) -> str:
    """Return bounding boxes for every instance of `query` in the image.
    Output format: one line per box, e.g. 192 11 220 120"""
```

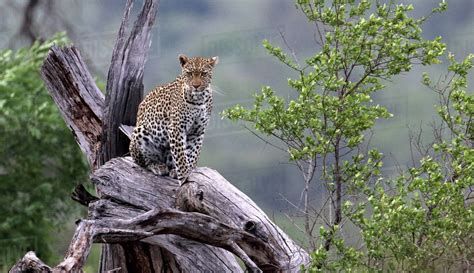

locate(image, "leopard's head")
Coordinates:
179 54 218 92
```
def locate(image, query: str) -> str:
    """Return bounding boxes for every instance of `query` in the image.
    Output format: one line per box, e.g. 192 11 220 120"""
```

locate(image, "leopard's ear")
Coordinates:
210 56 219 66
179 54 189 67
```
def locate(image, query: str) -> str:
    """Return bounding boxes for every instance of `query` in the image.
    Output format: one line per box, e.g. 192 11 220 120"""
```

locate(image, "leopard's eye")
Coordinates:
201 72 208 77
186 71 192 76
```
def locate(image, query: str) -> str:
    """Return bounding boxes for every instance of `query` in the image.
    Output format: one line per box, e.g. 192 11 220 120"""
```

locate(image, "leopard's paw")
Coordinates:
169 168 178 179
147 163 169 176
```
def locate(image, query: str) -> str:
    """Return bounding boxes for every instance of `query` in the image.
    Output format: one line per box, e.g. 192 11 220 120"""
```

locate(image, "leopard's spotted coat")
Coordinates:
129 54 218 182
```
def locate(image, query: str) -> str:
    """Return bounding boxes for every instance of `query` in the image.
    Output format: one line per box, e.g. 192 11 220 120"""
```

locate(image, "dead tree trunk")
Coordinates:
9 0 309 272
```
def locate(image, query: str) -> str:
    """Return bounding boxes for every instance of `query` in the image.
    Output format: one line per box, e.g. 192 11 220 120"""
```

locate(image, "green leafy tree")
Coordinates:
0 33 88 266
224 0 472 271
309 54 474 272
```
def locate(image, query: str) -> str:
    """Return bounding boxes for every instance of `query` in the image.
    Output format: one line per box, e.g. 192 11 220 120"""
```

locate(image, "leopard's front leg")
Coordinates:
186 133 204 171
168 118 190 183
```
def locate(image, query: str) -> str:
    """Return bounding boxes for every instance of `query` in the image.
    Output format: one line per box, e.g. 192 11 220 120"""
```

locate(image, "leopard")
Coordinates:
129 54 218 183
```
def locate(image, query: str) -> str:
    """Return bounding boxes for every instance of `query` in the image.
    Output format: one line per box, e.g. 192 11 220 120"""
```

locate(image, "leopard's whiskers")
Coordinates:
209 84 226 96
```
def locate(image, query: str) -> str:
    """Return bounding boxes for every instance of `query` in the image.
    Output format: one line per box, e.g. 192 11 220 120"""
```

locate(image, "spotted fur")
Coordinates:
129 54 218 182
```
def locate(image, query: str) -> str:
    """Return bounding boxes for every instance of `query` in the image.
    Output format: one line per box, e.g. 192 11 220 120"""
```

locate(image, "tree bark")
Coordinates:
101 0 156 164
9 0 310 272
40 45 103 168
91 157 307 271
9 252 50 273
96 0 171 270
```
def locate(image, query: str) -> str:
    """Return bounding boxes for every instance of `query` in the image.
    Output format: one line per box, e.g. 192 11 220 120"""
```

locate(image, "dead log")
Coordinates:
40 45 103 168
96 0 167 270
90 157 308 271
9 252 51 273
100 0 155 164
9 0 310 271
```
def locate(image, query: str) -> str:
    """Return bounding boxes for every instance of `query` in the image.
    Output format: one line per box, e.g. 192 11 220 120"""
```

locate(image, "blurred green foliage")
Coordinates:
0 33 88 265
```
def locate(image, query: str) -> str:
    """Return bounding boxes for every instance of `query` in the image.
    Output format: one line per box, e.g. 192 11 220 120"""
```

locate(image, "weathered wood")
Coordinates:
9 252 51 273
90 157 308 271
93 199 242 272
101 0 157 163
93 208 260 270
12 155 310 272
71 184 99 206
97 1 173 270
54 207 251 272
14 157 306 272
179 169 309 271
40 46 104 168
